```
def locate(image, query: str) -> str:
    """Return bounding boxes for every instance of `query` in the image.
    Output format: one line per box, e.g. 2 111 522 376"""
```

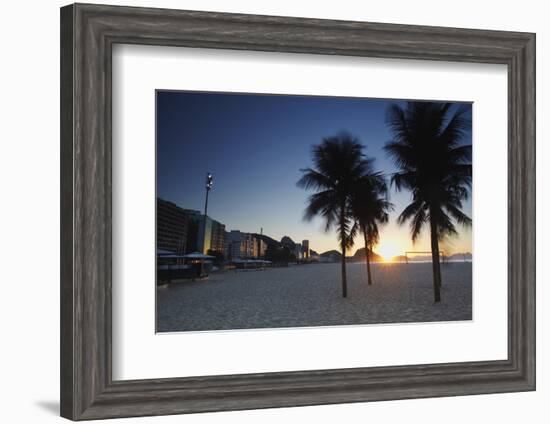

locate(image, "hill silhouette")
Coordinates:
353 247 383 262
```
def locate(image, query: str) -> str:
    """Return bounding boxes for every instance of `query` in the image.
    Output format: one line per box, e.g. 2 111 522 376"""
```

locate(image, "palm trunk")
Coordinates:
437 256 443 287
362 225 373 285
429 215 442 302
340 203 348 298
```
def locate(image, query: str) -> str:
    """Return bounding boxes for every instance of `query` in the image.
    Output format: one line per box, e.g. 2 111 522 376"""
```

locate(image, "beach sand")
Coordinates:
157 262 472 332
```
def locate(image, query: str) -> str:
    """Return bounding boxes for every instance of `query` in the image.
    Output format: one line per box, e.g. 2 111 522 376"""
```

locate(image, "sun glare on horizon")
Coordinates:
376 241 404 263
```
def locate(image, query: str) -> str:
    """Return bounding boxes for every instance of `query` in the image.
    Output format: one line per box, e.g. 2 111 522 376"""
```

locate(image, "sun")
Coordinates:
376 241 403 262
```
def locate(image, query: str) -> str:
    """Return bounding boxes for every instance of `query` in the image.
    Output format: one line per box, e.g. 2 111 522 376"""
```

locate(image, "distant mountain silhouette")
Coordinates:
251 233 280 248
391 252 472 262
448 252 472 261
404 254 432 261
353 247 383 262
320 250 342 259
280 236 296 248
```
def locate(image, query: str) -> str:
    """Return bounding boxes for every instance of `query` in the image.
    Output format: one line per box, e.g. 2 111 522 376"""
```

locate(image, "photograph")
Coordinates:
155 91 473 332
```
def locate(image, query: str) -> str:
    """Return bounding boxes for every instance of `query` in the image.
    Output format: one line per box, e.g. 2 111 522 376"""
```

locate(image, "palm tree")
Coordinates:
384 101 472 302
350 174 393 285
297 134 371 298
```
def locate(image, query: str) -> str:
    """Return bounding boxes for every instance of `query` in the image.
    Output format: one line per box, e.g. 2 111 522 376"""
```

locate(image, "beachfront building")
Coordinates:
157 198 187 254
198 216 226 255
232 231 252 259
257 238 267 258
210 220 226 254
227 231 251 259
302 240 310 259
293 243 302 260
226 230 267 259
157 198 202 255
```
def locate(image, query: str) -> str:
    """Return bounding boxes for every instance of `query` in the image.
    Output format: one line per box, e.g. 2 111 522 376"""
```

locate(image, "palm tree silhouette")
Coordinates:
297 134 372 298
350 174 393 285
384 101 472 302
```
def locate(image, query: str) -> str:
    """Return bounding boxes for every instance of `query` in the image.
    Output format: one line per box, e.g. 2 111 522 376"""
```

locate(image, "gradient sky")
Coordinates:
157 91 472 258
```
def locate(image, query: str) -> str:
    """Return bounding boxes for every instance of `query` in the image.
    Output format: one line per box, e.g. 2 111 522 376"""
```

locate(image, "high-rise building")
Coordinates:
156 198 201 254
227 231 246 259
302 240 310 259
197 217 212 254
227 230 264 259
198 216 226 254
294 243 303 260
257 238 267 258
210 219 226 254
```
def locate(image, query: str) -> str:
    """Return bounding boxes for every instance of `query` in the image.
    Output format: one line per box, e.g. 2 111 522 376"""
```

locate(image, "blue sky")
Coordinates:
157 91 472 257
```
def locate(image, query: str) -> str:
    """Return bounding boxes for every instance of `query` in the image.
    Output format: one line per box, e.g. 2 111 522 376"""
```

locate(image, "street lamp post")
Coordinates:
202 172 213 254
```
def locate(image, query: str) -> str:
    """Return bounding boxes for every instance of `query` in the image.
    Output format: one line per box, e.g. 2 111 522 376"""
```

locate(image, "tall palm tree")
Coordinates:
350 174 393 285
297 134 371 298
384 101 472 302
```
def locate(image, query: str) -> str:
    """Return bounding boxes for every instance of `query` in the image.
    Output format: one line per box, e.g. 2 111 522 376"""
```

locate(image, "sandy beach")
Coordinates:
157 262 472 332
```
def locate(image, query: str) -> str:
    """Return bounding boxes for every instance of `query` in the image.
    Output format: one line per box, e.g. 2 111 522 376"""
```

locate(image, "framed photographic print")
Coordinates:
60 3 535 420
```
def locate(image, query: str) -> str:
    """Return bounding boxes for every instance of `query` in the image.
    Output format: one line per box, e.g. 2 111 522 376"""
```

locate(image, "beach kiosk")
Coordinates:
183 252 215 279
157 249 191 284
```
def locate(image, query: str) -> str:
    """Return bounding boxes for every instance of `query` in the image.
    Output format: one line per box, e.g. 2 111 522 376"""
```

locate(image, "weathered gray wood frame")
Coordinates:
60 3 536 420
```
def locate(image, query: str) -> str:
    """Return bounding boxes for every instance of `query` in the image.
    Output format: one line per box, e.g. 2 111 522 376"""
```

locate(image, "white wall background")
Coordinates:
0 0 545 423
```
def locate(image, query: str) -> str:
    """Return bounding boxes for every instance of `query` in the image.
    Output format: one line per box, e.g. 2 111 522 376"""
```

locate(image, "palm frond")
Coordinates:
397 200 423 225
385 101 472 244
296 168 334 191
445 203 472 227
410 208 427 242
439 105 471 147
448 144 472 163
390 171 416 192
